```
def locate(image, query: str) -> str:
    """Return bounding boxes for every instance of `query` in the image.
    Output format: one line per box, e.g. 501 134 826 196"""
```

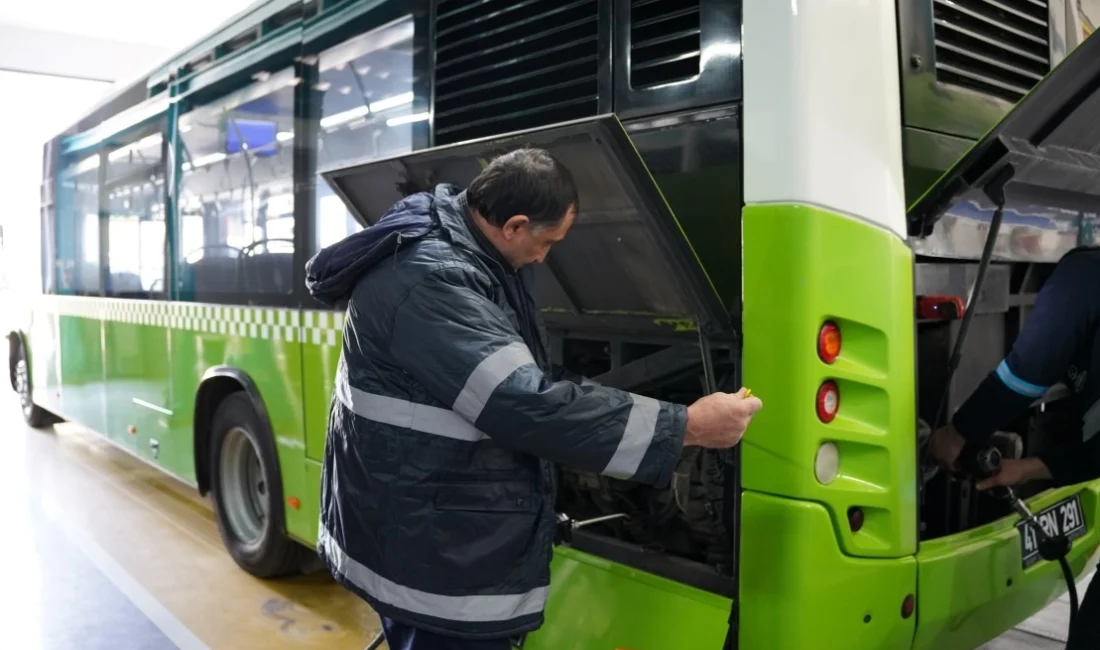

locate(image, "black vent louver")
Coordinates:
433 0 600 145
629 0 702 89
932 0 1051 103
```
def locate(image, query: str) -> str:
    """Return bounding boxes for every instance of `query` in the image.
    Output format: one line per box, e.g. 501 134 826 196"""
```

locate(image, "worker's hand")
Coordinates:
928 423 966 471
975 457 1052 491
684 388 763 449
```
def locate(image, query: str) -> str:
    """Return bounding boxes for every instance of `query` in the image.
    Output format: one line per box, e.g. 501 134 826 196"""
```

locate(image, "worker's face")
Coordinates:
496 205 575 269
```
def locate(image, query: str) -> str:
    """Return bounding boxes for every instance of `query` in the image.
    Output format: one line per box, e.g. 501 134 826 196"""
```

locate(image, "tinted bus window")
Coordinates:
313 16 426 252
177 69 297 301
55 151 103 295
104 123 167 298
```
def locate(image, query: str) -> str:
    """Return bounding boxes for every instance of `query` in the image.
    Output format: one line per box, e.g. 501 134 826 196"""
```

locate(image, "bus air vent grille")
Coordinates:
433 0 600 146
932 0 1050 103
629 0 702 89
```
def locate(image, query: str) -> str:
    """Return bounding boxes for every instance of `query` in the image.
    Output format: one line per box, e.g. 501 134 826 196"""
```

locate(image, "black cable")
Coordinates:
1058 555 1079 633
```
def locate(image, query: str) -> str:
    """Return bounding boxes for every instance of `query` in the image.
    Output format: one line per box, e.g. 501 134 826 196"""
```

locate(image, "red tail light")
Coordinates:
818 321 841 363
816 381 839 423
848 507 865 533
901 594 915 618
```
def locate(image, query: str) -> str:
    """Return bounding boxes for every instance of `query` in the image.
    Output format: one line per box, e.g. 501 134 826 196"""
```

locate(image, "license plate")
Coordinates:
1017 493 1087 568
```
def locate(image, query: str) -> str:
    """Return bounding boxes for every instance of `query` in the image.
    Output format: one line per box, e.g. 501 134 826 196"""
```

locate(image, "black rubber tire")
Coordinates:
13 342 51 429
208 392 303 578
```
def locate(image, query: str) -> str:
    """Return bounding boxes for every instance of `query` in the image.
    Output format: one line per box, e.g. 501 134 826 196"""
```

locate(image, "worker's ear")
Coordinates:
500 214 531 240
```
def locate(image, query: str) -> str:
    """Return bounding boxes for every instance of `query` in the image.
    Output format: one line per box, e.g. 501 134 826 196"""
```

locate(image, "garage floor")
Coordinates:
0 389 1082 650
0 390 382 650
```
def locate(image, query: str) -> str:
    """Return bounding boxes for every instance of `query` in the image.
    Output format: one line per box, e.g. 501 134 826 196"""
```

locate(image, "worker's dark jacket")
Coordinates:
304 184 687 639
953 247 1100 485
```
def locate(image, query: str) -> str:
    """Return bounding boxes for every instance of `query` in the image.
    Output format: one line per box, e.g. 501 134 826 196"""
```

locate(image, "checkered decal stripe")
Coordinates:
37 295 345 346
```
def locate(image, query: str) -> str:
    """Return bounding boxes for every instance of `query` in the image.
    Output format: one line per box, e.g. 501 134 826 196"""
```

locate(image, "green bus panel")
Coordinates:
104 318 170 457
913 482 1100 650
740 491 917 649
165 303 313 541
301 309 344 462
523 547 732 649
741 203 918 559
27 307 62 415
57 315 108 437
29 297 320 543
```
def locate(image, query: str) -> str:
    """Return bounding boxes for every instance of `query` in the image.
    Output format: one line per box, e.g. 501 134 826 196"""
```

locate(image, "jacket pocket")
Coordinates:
424 481 543 590
433 480 537 513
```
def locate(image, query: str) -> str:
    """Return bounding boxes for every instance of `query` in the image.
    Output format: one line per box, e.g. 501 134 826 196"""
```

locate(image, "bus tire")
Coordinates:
12 339 51 429
208 392 302 578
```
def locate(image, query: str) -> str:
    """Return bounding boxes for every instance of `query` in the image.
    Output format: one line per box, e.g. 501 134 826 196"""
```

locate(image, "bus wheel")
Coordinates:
13 343 50 429
209 392 302 578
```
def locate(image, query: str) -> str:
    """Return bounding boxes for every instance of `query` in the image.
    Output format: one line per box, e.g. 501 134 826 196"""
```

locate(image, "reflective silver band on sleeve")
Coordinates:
452 341 536 422
318 525 548 622
603 394 661 480
336 375 489 442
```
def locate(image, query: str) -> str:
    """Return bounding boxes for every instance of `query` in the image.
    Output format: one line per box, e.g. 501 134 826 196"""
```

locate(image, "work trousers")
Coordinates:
379 617 513 650
1065 571 1100 650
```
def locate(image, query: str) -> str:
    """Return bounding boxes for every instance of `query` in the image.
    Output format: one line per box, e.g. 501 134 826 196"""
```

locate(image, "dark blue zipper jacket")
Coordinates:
305 183 688 639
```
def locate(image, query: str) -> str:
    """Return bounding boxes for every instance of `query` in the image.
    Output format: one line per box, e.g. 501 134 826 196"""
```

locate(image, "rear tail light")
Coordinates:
816 381 839 423
818 321 841 363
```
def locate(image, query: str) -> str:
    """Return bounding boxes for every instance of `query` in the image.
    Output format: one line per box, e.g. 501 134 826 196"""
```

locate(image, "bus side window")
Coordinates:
103 124 168 300
54 152 103 297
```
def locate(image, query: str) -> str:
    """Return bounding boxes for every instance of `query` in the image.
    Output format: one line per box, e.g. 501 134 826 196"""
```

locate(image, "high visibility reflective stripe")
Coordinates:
995 360 1048 398
318 526 548 622
453 341 535 422
336 375 488 442
603 394 660 480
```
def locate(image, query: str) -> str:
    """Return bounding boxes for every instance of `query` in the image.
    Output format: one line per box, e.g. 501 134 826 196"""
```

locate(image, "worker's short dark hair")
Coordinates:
467 148 578 228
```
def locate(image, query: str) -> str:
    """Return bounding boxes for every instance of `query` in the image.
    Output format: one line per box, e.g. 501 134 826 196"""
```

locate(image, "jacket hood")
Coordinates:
305 188 444 308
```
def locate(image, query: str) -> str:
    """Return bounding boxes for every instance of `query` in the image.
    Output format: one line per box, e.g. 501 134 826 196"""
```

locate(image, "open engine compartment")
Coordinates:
914 257 1079 541
552 335 739 594
320 112 745 596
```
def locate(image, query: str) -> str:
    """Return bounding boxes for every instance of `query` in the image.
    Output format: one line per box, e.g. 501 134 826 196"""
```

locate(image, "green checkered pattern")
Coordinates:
37 295 346 346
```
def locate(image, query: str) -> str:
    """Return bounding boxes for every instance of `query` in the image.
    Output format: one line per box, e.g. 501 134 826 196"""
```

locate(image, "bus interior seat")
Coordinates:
107 272 144 297
239 251 293 294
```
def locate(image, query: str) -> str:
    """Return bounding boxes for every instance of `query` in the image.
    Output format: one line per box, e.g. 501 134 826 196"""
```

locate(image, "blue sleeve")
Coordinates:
952 251 1100 442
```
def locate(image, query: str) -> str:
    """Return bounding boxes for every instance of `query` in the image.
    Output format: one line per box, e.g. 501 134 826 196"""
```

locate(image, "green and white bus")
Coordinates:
9 0 1100 648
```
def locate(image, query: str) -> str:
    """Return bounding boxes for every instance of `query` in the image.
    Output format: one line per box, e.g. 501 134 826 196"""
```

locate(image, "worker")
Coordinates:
305 148 763 650
927 246 1100 650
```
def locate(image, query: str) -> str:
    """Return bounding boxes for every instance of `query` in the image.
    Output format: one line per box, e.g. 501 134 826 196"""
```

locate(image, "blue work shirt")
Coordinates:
953 247 1100 486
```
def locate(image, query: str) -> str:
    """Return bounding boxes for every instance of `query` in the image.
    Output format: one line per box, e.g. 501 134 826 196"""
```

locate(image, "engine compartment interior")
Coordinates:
551 334 738 595
915 257 1080 541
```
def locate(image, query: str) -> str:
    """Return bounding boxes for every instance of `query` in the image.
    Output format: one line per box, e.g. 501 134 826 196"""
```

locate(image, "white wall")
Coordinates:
0 71 110 297
0 23 173 82
0 0 260 303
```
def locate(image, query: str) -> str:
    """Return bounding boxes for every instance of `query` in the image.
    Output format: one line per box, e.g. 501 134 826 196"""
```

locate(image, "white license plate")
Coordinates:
1017 493 1087 568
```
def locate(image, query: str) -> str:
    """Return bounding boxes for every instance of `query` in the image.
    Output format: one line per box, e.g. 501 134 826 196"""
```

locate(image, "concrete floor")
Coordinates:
0 389 1082 649
0 390 382 650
